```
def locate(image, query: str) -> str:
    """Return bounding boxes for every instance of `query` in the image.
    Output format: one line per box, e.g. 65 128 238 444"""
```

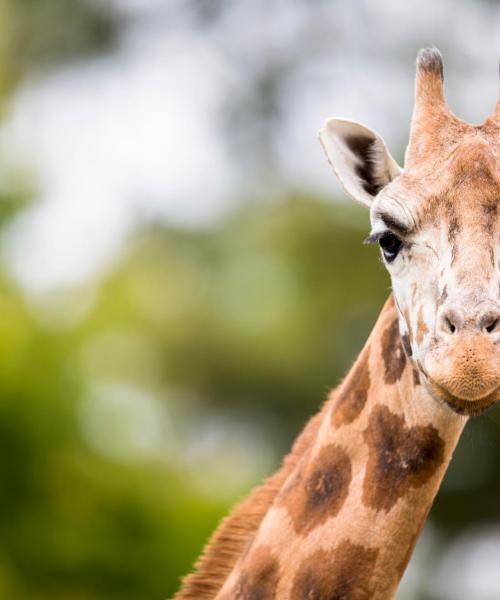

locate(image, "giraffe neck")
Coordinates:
214 296 467 600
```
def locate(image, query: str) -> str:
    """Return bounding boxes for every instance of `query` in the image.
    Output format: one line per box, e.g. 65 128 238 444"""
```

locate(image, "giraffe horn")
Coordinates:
414 47 446 106
405 47 454 167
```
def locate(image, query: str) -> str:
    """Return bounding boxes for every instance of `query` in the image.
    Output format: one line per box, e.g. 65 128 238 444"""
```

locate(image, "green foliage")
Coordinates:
0 272 228 598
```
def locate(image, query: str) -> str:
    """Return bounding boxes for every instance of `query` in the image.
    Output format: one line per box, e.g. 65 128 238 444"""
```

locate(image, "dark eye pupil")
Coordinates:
379 233 402 262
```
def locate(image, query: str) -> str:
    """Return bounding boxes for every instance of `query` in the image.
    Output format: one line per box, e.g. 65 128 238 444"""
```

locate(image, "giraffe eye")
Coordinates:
379 232 402 262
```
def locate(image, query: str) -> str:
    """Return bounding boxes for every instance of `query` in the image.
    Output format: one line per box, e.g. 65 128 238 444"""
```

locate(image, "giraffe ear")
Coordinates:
319 119 401 207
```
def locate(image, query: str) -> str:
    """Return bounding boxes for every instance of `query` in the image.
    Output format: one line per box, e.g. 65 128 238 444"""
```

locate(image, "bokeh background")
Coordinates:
1 1 500 599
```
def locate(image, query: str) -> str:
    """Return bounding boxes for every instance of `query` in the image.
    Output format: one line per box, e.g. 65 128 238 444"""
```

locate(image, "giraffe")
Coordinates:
174 48 500 599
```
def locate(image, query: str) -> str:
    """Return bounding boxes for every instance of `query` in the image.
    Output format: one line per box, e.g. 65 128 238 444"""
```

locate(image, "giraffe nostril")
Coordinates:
478 310 500 334
444 317 456 334
439 309 462 335
483 317 499 334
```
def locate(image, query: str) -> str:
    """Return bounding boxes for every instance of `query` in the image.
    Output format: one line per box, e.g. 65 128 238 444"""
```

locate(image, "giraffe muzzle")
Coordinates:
424 334 500 416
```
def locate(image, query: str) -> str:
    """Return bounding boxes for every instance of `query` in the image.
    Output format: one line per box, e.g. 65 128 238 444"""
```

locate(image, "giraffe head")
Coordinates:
320 48 500 416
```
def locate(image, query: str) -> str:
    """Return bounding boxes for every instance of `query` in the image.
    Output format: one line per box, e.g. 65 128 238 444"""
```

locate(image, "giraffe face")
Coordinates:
320 48 500 416
370 147 500 415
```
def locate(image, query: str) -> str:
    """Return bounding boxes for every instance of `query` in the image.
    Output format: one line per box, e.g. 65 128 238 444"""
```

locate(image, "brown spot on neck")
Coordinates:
233 546 280 600
401 332 412 358
332 344 371 428
290 541 379 600
381 317 407 383
279 444 352 535
363 405 445 512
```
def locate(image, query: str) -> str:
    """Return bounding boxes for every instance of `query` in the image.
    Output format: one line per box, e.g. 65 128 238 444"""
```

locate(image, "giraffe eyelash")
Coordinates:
364 230 405 263
364 230 391 245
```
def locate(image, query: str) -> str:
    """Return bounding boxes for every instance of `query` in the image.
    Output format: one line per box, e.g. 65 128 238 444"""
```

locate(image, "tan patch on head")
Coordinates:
290 541 379 600
234 545 280 600
332 345 371 428
403 306 413 341
280 444 352 535
363 405 445 512
437 285 448 307
381 317 407 384
415 306 429 345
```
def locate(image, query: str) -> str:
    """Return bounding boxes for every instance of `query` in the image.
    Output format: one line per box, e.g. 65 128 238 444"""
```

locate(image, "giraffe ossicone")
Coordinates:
174 47 499 600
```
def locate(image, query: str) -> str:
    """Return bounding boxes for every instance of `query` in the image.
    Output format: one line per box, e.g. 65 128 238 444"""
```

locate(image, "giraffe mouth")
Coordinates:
428 379 500 416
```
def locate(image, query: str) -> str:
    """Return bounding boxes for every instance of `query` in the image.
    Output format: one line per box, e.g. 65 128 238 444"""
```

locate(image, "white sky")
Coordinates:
2 31 236 288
